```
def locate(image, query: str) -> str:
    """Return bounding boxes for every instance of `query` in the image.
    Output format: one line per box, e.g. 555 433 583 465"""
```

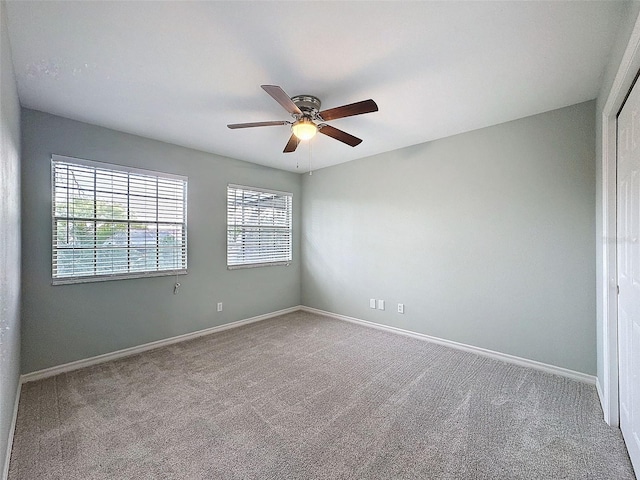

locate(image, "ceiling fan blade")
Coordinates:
261 85 302 115
318 99 378 121
227 121 290 129
283 134 300 153
318 125 362 147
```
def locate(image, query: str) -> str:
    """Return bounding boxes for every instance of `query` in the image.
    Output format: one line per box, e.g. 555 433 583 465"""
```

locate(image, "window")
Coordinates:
227 184 292 269
52 155 187 284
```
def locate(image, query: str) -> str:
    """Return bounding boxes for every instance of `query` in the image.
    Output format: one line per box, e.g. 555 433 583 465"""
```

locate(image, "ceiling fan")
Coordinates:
227 85 378 153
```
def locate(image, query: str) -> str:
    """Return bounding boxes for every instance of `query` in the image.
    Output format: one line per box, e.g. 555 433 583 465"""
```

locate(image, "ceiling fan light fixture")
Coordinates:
291 118 318 141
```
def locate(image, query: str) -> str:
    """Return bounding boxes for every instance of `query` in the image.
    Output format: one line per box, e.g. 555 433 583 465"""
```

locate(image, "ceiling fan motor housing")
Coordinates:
291 95 321 118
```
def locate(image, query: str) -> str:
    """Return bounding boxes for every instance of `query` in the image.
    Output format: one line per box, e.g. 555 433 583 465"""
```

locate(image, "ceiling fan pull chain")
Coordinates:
308 140 313 176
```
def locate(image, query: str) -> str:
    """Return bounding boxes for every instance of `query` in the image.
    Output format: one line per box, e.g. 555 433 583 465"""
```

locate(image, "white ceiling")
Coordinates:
5 1 627 173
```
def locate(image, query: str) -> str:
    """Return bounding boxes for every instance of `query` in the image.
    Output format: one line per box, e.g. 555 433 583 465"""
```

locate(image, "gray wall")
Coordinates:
595 1 640 390
302 101 596 375
0 0 21 474
21 109 302 373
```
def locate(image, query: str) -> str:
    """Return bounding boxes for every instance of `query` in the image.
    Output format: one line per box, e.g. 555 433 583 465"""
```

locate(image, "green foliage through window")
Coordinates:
52 155 187 283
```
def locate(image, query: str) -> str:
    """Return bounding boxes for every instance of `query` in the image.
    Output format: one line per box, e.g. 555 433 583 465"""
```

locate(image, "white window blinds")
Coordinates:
52 155 187 284
227 184 292 269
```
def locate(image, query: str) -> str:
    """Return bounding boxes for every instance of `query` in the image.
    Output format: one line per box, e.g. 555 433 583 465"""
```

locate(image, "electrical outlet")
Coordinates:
370 298 376 309
217 302 223 312
377 299 385 310
397 303 404 314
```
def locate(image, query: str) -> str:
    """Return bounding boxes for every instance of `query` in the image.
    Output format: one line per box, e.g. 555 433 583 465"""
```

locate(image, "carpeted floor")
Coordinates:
8 311 636 479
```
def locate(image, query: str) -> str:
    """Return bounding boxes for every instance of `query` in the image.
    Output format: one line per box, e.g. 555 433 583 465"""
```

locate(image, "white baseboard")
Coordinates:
18 305 598 387
301 306 596 385
21 306 302 384
596 378 608 422
3 380 21 480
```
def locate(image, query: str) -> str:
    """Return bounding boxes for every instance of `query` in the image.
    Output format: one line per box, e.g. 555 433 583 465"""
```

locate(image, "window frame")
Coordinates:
51 154 188 285
227 183 293 270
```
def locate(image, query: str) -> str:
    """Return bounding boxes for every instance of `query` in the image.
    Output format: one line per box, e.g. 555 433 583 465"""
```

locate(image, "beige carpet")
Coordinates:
8 311 636 479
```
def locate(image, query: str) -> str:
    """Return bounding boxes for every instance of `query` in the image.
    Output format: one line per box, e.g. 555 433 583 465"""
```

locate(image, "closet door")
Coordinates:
617 71 640 476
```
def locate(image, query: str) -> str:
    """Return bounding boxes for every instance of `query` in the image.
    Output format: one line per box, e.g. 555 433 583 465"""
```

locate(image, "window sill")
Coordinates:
52 269 187 285
227 262 290 270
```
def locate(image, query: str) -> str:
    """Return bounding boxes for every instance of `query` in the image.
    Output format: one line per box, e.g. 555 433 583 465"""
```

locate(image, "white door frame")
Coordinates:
600 14 640 427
